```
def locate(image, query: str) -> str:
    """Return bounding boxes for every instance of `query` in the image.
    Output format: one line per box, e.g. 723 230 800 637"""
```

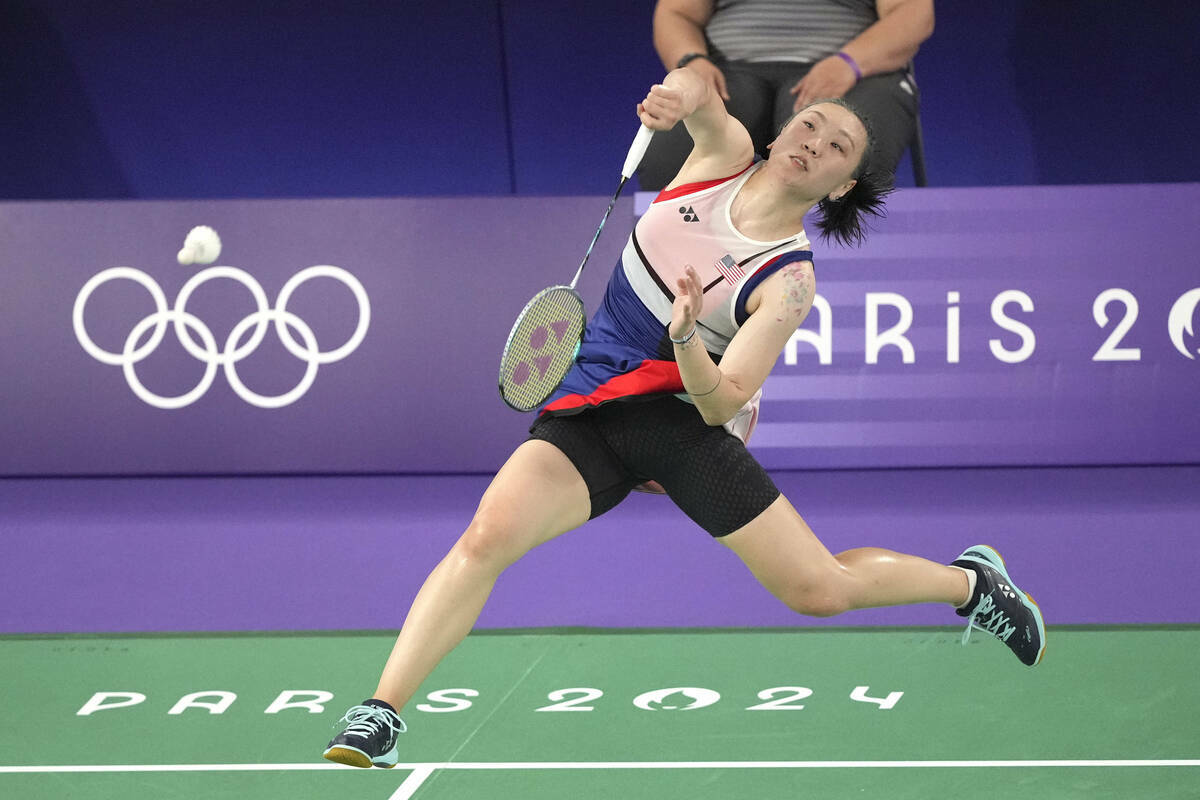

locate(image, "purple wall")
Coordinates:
2 465 1196 633
3 186 1198 634
752 183 1200 468
3 184 1198 476
0 194 626 475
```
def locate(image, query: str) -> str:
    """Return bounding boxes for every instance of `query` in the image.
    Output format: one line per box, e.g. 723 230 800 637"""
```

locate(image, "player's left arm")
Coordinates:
674 262 815 425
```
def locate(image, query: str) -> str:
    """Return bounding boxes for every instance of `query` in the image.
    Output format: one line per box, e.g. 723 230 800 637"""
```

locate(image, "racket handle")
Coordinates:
621 125 654 180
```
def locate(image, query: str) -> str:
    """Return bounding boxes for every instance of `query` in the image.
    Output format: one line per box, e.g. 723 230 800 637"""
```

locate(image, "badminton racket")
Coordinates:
498 124 654 412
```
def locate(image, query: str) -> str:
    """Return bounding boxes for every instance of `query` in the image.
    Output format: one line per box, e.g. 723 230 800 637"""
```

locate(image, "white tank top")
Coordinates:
624 161 811 353
622 161 813 441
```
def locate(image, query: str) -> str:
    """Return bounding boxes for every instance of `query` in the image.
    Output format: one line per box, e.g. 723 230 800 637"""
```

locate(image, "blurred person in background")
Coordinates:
639 0 934 190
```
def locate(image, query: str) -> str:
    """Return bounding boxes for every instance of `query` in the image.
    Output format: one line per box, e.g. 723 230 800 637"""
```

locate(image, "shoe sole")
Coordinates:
957 544 1047 667
323 745 397 769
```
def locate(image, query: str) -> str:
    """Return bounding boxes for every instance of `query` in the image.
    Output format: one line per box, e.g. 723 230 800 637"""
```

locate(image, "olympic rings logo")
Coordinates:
73 265 370 409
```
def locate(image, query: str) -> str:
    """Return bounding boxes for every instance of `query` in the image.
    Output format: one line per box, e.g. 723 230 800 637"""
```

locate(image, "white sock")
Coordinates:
953 566 977 609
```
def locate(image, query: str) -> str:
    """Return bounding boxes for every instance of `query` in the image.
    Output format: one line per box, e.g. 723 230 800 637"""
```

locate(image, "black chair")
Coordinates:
910 114 927 186
906 64 927 187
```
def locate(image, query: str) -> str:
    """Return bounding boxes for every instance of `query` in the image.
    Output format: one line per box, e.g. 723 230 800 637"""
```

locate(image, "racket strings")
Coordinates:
499 288 585 411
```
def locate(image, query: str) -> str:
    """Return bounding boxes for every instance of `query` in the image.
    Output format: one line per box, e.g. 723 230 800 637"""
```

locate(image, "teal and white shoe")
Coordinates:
323 701 405 768
953 545 1046 667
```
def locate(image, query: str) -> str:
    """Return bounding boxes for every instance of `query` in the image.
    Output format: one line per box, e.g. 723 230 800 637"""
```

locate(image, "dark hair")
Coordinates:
788 98 894 248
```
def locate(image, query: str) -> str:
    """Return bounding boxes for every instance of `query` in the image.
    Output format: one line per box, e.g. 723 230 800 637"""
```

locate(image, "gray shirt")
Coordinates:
706 0 878 64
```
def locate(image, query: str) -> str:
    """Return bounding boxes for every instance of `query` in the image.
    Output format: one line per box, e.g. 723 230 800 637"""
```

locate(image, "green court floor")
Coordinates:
3 627 1198 798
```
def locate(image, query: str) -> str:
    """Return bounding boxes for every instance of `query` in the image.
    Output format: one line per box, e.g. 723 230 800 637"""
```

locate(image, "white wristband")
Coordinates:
669 326 697 344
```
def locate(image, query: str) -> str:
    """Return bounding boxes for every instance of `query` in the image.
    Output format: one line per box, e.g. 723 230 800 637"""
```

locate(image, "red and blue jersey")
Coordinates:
542 161 814 435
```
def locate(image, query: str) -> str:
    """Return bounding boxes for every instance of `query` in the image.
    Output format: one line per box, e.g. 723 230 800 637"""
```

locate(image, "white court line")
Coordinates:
400 643 554 798
389 765 434 800
2 760 1199 774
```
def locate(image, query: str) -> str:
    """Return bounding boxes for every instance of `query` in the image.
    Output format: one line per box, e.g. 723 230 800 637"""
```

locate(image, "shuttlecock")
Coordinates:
177 225 222 265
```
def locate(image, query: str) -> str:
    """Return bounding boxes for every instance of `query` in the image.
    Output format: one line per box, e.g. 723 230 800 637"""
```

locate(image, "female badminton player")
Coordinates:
323 68 1045 769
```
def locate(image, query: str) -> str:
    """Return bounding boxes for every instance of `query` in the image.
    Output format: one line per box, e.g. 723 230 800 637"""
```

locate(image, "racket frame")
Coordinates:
497 284 585 412
497 125 654 412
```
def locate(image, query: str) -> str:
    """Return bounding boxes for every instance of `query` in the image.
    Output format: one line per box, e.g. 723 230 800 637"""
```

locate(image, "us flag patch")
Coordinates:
714 253 743 284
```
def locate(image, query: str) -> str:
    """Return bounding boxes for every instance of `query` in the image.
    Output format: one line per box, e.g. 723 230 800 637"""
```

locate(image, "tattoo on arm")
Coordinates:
776 263 813 323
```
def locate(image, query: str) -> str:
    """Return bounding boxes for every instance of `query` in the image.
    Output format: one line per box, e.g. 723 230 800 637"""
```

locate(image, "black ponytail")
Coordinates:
814 167 893 247
792 98 895 247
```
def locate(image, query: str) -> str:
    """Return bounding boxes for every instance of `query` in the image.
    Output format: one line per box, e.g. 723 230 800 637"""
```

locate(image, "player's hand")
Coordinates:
669 265 704 340
637 83 690 131
790 55 858 111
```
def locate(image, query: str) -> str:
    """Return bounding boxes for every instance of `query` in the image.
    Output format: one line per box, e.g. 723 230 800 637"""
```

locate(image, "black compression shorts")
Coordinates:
528 395 780 537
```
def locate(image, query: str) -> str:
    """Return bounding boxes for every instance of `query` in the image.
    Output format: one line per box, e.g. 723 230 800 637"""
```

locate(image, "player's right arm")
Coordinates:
637 68 754 187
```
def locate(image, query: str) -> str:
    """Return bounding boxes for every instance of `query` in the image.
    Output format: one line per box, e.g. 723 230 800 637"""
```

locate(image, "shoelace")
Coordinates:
961 593 1017 646
336 705 407 740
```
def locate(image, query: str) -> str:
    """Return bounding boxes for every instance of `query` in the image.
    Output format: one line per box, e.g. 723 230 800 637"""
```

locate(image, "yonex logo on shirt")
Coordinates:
678 206 700 223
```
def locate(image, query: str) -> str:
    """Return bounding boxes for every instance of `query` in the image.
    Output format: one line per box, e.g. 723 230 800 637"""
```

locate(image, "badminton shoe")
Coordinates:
952 545 1046 666
323 700 405 768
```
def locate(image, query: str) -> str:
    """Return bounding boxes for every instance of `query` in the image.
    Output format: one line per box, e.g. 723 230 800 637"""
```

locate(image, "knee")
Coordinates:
452 511 527 571
778 573 852 618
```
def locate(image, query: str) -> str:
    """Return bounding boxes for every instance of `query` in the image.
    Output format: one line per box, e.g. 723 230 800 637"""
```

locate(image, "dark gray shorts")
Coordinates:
529 395 780 537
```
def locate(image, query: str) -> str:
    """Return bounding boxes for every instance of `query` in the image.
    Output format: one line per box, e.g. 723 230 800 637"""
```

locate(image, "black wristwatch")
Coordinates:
676 52 711 69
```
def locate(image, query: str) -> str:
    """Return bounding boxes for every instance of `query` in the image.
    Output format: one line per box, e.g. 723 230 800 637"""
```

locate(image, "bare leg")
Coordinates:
720 494 969 617
372 440 591 710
